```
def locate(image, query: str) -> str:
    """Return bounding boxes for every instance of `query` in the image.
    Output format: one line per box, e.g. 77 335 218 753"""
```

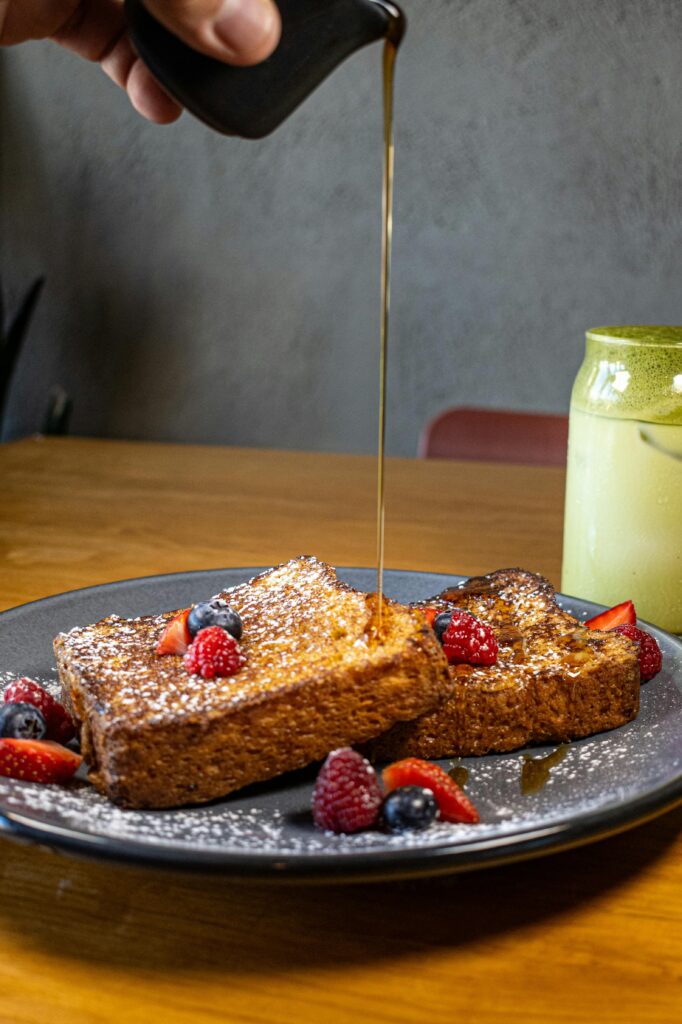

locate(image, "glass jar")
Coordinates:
561 326 682 633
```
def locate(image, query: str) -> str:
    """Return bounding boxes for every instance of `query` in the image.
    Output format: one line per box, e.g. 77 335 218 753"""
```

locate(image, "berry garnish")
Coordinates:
611 624 663 682
382 786 438 832
156 608 192 656
0 739 82 784
383 757 480 824
184 626 245 679
188 600 243 640
584 600 636 631
0 703 46 740
3 678 76 743
312 747 383 833
422 607 439 628
441 610 498 666
432 610 453 642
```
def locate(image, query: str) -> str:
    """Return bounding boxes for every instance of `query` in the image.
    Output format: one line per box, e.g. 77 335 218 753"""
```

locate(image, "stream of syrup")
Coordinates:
375 35 399 627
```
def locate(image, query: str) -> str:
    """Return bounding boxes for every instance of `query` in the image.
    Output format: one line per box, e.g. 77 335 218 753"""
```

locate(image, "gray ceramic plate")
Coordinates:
0 568 680 880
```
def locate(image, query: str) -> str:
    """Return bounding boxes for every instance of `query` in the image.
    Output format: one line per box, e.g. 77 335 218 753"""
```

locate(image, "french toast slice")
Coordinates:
54 557 451 809
366 568 641 761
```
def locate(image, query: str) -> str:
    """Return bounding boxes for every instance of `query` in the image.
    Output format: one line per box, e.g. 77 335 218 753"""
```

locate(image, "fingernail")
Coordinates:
213 0 278 57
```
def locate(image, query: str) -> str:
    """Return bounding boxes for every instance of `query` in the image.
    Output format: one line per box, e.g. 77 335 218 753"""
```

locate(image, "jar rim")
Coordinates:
586 325 682 348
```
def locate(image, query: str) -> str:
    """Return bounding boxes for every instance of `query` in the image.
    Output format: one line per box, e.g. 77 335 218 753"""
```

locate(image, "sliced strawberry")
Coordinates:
584 600 636 631
382 757 480 824
4 678 76 743
156 608 192 655
422 607 439 627
0 739 82 784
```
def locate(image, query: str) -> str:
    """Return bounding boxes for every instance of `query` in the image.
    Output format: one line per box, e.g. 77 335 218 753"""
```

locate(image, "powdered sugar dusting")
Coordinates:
53 558 432 728
0 668 61 699
420 568 640 682
1 567 681 871
0 667 679 861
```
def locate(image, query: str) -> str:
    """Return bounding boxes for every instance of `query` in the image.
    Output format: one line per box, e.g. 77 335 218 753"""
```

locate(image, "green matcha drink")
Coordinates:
562 327 682 633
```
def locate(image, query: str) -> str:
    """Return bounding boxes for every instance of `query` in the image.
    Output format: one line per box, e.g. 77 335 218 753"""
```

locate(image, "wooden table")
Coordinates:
0 436 679 1024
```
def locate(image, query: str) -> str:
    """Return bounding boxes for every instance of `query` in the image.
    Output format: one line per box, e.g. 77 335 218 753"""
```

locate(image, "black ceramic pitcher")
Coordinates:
125 0 405 138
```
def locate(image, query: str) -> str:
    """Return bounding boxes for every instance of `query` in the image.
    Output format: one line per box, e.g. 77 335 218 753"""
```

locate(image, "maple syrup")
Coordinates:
448 763 470 788
520 744 569 794
375 36 400 626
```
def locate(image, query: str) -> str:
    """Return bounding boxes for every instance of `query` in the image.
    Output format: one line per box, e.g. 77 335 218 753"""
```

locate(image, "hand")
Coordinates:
0 0 281 124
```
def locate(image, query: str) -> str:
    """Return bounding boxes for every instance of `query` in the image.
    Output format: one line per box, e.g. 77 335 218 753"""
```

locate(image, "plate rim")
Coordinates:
1 775 680 881
1 565 681 880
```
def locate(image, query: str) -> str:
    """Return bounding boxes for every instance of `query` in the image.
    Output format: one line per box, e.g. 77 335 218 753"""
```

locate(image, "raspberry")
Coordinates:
312 748 383 833
442 611 498 666
184 626 245 679
4 678 76 743
611 624 663 682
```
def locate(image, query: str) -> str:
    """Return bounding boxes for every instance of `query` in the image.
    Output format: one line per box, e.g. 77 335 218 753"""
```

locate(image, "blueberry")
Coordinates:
433 611 453 642
381 786 438 832
0 702 47 740
188 599 243 640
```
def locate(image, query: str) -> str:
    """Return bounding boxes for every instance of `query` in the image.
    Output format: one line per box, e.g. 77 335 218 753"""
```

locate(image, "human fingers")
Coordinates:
0 1 81 45
143 0 281 66
101 32 183 123
50 0 183 123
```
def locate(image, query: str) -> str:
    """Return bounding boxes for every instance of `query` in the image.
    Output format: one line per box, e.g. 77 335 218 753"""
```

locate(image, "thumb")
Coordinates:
143 0 281 66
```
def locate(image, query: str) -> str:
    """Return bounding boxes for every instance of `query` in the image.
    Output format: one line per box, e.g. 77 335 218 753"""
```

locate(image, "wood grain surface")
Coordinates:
0 437 680 1024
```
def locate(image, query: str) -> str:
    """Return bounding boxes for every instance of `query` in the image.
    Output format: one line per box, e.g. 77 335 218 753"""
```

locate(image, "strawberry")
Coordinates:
156 608 192 655
383 757 480 824
0 739 82 784
584 600 636 631
422 607 439 627
4 678 76 743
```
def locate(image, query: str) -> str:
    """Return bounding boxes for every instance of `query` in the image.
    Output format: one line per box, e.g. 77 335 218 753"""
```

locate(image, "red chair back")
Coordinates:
419 407 569 466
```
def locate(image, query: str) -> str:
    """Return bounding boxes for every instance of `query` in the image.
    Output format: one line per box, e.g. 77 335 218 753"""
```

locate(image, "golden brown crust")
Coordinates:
365 568 641 761
54 557 451 808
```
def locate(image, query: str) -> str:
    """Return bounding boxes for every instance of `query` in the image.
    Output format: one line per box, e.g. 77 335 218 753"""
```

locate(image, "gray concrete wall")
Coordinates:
2 0 682 454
